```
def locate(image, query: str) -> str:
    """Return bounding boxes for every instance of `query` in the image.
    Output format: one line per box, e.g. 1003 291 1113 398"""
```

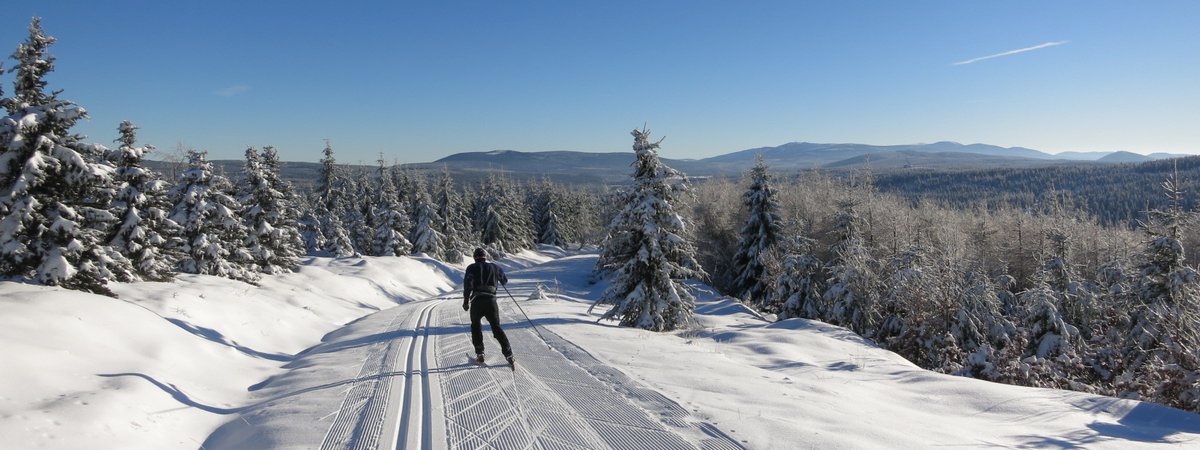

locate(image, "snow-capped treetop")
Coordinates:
593 127 705 332
7 17 56 107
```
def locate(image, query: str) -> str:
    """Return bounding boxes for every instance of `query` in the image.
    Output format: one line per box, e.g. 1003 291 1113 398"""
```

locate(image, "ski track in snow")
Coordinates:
204 272 738 449
320 296 444 450
437 280 744 450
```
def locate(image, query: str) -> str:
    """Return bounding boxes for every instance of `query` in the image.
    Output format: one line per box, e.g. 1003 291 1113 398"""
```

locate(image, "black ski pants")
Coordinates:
469 294 512 357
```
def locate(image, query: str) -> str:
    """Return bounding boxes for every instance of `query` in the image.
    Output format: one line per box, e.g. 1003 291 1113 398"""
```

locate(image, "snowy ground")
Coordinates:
3 248 1200 449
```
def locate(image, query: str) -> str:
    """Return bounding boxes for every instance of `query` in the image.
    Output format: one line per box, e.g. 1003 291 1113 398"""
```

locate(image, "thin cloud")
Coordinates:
953 41 1068 66
214 84 251 97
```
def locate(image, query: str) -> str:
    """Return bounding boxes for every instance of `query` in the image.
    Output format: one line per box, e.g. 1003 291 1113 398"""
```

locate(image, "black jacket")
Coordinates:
464 261 507 304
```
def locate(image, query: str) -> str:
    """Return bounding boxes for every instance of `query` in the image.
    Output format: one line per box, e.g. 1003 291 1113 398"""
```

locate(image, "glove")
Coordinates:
462 302 469 311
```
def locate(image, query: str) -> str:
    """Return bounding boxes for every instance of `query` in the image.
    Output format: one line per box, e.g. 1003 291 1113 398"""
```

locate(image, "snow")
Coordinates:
0 255 456 449
3 247 1200 449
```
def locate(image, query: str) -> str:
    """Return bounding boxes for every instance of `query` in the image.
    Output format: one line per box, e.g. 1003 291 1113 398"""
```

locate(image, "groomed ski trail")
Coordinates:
437 269 744 450
203 258 741 449
321 296 445 450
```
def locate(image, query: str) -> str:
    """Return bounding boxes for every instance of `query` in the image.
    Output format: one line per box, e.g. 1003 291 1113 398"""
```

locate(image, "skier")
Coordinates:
463 247 515 368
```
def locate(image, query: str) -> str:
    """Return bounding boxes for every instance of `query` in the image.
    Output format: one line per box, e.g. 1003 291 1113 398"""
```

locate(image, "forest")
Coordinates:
2 18 1197 416
870 157 1200 228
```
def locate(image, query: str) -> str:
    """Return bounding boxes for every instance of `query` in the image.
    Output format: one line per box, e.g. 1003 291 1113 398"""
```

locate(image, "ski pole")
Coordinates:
501 284 550 344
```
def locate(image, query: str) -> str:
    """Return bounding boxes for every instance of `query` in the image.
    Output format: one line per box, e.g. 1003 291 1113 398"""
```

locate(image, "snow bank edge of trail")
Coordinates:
0 255 458 450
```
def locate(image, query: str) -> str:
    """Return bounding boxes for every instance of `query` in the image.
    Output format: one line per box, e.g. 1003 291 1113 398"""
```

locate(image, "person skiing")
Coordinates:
463 247 515 368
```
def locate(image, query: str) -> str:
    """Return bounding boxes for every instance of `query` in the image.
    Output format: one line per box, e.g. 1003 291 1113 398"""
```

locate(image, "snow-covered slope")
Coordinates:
0 256 457 450
513 251 1200 449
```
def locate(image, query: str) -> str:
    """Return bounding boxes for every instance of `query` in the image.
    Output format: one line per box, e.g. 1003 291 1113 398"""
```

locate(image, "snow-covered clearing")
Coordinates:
3 247 1200 449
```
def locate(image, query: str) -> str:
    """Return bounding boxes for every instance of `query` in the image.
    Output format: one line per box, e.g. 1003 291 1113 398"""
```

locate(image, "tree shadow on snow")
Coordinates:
166 318 294 362
98 360 484 416
1016 398 1200 447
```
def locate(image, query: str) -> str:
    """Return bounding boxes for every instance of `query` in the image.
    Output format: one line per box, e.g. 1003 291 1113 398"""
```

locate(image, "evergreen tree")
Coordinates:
314 141 354 256
822 194 883 338
410 188 443 256
955 271 1022 381
433 167 471 262
731 156 783 307
774 250 824 319
591 127 705 331
238 146 302 274
532 179 567 247
477 175 535 256
0 18 117 295
297 206 325 255
1015 268 1086 389
344 176 375 254
371 157 410 256
169 150 258 283
1117 168 1200 411
107 121 177 281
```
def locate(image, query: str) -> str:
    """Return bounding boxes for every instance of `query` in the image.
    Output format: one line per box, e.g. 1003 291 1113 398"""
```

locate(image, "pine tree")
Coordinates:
591 127 705 332
1015 268 1086 389
774 250 824 319
107 121 177 281
314 141 355 257
342 176 373 253
0 18 117 295
371 157 411 256
410 188 443 256
731 156 783 307
532 179 567 247
434 167 471 262
955 271 1021 381
169 150 258 283
297 206 325 254
477 175 535 257
238 146 302 274
1117 167 1200 411
822 194 883 338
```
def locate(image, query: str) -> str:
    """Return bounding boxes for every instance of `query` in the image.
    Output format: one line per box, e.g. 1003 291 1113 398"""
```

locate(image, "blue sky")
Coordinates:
1 1 1197 163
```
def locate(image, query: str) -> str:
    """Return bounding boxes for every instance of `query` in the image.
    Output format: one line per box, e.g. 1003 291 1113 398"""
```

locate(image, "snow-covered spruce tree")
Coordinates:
1015 267 1086 389
822 193 883 338
168 150 258 283
434 167 472 262
297 206 325 255
259 146 304 260
314 141 355 257
107 121 178 281
874 245 971 373
731 155 783 308
531 179 567 247
1117 168 1200 411
1041 219 1097 336
238 146 302 274
772 236 824 319
410 187 444 256
0 18 119 295
591 127 706 332
955 270 1023 382
344 176 375 254
391 165 418 225
371 157 411 256
477 174 535 257
559 186 602 246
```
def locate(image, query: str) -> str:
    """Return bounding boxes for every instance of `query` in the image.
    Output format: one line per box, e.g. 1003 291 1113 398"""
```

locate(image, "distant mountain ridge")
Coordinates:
147 141 1192 187
407 141 1190 182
